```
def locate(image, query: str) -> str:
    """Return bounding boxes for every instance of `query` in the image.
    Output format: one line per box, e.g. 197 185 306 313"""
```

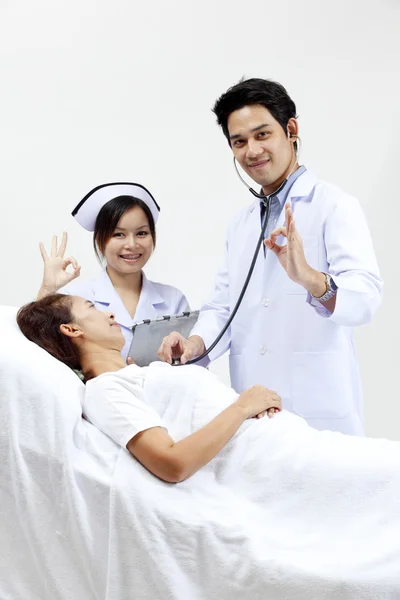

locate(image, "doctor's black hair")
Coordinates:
212 78 298 151
94 195 156 261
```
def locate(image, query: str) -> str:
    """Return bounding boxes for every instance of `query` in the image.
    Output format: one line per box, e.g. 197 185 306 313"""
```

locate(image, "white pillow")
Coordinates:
0 304 23 337
0 305 119 600
0 304 85 418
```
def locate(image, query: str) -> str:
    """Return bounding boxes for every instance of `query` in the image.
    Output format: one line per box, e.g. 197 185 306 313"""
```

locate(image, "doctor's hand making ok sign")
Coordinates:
264 204 335 310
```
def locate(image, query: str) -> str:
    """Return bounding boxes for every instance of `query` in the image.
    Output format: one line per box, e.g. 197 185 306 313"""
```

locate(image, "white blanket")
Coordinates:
105 362 400 599
1 306 400 600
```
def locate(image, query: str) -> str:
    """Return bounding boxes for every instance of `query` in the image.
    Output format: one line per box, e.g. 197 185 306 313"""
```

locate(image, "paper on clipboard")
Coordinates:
128 310 199 367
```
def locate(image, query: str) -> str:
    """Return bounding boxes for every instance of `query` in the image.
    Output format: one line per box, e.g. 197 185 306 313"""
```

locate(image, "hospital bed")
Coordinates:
1 305 400 600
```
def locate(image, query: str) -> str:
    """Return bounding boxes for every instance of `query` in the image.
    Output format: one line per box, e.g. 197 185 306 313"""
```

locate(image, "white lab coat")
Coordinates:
60 270 190 359
191 169 383 435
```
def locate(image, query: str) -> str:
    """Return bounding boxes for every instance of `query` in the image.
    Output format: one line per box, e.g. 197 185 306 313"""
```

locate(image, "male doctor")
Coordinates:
158 78 383 435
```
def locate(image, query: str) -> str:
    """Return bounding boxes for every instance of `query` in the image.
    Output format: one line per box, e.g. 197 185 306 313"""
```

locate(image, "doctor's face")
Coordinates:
103 206 154 275
227 105 298 195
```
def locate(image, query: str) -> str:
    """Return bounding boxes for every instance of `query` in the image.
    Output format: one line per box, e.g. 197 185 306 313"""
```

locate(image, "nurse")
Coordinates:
158 78 383 436
37 182 189 359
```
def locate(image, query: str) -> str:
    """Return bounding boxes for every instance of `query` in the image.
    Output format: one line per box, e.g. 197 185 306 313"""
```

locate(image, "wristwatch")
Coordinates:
311 272 338 302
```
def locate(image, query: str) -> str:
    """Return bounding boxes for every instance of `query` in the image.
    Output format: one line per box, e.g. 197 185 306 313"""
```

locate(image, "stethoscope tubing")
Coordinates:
175 154 298 366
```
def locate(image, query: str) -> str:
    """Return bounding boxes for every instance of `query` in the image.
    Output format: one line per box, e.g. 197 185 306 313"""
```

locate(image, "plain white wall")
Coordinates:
1 0 399 438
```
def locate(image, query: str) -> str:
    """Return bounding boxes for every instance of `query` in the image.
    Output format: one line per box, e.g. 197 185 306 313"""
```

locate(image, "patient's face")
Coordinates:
70 296 125 349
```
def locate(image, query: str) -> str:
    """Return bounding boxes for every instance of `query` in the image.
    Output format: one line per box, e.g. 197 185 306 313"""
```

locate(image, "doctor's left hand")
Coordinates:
264 204 311 286
37 232 81 299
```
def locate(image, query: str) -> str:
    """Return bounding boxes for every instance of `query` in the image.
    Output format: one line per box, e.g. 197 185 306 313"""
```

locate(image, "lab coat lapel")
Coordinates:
242 202 267 298
93 269 135 329
260 197 287 277
131 273 164 323
93 270 170 326
289 168 318 199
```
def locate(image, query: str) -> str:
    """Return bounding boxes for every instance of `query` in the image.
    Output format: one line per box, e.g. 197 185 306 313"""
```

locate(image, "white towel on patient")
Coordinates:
106 361 400 599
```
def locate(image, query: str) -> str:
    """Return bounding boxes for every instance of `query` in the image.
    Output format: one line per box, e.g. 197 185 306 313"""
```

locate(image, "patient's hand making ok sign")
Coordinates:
37 232 81 300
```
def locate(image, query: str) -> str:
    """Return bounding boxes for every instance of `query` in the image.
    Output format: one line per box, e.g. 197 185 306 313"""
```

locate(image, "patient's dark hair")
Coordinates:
94 195 156 261
17 294 81 370
212 77 298 151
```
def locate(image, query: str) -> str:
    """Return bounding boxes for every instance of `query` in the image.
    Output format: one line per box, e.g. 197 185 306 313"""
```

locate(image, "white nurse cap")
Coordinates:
71 182 160 231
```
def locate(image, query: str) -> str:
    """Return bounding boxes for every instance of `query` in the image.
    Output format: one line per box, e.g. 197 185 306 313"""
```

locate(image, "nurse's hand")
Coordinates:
37 232 81 300
158 333 205 365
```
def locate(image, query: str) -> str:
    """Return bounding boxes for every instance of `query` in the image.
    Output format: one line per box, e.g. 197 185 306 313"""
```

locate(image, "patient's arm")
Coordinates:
37 232 81 299
127 385 281 483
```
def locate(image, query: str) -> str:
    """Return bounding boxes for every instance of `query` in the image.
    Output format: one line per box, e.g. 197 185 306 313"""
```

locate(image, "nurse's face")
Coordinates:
227 105 298 195
104 206 154 274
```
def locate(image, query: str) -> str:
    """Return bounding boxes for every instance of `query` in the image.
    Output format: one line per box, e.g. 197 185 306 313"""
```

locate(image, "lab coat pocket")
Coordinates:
291 352 349 419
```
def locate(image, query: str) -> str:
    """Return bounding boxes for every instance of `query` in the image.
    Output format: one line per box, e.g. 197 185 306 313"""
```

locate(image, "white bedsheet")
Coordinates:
1 306 400 600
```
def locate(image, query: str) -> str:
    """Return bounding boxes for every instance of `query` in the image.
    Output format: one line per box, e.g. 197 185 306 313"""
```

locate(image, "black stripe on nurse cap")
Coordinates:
71 182 161 232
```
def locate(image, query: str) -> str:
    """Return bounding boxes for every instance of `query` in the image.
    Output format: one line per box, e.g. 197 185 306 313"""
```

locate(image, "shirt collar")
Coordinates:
259 165 307 209
93 269 164 306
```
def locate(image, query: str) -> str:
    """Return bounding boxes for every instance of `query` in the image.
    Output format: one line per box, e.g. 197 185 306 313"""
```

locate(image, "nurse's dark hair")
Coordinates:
17 294 81 370
212 78 298 151
94 195 156 261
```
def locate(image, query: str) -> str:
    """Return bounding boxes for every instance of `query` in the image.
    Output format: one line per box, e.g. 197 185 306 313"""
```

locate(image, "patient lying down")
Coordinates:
16 292 398 477
17 293 400 590
17 293 281 483
15 291 397 471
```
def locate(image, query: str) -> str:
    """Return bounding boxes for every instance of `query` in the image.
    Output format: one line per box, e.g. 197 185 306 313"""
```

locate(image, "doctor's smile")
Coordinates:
248 159 270 169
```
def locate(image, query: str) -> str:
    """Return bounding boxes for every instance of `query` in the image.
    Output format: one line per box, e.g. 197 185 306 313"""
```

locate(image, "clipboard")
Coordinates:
128 310 199 367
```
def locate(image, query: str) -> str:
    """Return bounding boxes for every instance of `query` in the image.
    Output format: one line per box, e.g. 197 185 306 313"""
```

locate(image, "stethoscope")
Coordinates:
174 152 299 366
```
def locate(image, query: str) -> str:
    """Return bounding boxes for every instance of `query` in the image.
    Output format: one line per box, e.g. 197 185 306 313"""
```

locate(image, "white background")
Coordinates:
1 0 399 439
